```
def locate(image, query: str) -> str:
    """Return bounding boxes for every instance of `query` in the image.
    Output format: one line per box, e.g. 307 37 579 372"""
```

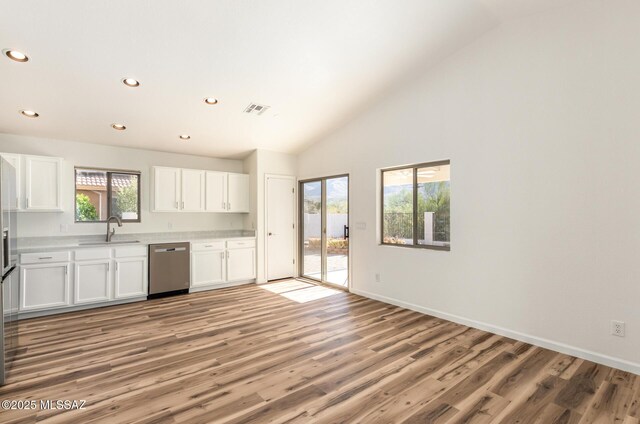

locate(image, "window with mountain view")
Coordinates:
381 161 450 250
75 168 141 223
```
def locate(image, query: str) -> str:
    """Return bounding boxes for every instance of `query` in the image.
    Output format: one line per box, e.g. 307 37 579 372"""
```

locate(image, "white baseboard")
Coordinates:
351 288 640 375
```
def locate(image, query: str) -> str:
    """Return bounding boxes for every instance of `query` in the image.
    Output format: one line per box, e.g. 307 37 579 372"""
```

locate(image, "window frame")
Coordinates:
74 166 142 223
380 159 450 251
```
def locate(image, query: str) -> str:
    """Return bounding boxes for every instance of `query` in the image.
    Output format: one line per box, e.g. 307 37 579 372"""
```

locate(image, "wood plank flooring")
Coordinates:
1 280 638 423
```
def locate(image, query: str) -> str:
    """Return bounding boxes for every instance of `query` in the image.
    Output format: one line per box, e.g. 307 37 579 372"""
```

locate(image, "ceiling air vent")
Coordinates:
244 103 270 116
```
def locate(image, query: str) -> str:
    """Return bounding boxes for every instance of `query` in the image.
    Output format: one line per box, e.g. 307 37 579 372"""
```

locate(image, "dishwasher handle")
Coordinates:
154 247 187 253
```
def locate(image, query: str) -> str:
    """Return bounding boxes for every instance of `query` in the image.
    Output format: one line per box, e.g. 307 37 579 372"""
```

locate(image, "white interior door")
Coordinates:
266 176 296 281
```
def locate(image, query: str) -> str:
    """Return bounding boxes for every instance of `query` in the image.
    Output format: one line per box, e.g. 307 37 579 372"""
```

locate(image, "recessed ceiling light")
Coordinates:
4 49 29 62
122 78 140 87
19 110 39 118
111 123 126 130
179 135 191 140
204 97 218 105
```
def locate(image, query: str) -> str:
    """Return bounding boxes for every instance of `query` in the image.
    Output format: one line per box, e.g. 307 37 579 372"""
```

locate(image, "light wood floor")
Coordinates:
1 280 638 423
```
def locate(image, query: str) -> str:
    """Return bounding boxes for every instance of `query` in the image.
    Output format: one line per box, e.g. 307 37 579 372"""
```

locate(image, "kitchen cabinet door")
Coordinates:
226 247 256 282
24 156 63 211
181 169 205 211
205 171 227 212
114 257 147 299
74 260 111 304
227 173 250 213
153 167 181 212
191 249 226 287
20 263 70 311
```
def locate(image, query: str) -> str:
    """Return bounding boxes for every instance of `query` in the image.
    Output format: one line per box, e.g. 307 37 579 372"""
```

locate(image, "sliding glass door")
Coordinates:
300 175 349 288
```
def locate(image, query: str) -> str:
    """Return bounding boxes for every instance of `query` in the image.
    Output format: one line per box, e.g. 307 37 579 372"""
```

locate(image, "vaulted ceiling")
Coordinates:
0 0 576 158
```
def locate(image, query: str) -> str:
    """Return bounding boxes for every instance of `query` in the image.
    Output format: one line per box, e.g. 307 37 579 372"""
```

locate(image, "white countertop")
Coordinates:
17 230 256 254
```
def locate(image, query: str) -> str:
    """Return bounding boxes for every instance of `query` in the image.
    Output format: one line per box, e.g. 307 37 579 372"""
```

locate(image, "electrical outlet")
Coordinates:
611 320 626 337
59 224 68 233
375 273 381 283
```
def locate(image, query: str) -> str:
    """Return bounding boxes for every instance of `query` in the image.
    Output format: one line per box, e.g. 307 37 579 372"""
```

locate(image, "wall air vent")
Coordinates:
244 103 270 115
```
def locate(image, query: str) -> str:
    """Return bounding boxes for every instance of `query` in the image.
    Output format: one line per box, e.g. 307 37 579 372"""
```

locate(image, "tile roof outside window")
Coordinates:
76 172 132 188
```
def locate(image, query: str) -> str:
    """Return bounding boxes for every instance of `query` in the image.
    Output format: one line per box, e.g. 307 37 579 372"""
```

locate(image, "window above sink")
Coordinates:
75 167 141 223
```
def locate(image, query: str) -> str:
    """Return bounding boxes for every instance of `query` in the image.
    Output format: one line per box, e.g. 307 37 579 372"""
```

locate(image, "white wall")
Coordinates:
244 149 297 283
298 0 640 372
0 133 246 237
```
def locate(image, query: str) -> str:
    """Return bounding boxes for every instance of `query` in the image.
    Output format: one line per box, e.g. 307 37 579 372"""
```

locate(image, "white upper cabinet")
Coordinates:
227 173 250 213
152 166 249 213
153 167 181 212
25 156 63 211
205 171 227 212
1 153 63 212
181 169 205 211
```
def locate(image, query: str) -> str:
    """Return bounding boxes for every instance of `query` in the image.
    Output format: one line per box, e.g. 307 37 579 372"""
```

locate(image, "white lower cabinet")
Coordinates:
226 247 256 282
74 260 111 304
18 238 255 314
114 257 147 299
191 249 226 287
20 263 70 311
20 247 148 314
190 239 256 289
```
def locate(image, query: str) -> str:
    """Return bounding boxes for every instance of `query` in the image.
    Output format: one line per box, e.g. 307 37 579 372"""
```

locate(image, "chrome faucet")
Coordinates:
106 216 123 242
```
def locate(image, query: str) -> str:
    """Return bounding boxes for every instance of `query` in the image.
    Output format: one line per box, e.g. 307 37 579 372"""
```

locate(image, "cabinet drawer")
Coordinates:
74 248 111 261
192 241 225 251
21 251 70 264
114 246 148 258
227 239 256 249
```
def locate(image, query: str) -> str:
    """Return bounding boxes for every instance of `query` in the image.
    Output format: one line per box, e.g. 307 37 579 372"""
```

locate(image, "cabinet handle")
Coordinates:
226 251 229 259
65 265 68 275
222 201 225 209
39 256 53 260
220 252 224 260
181 201 185 209
115 262 118 271
175 201 178 209
26 197 30 208
227 202 231 210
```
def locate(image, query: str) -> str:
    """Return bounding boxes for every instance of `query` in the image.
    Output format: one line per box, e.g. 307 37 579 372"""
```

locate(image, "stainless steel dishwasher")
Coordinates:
148 242 190 297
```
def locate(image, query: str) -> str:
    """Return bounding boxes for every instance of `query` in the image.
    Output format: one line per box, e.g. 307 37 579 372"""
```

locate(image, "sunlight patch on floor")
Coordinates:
259 280 342 303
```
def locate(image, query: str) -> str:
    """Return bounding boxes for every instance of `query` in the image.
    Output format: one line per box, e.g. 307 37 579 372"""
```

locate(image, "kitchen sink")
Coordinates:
78 240 141 246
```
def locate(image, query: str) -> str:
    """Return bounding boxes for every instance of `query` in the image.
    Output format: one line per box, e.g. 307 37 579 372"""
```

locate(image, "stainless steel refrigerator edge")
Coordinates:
1 158 19 385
